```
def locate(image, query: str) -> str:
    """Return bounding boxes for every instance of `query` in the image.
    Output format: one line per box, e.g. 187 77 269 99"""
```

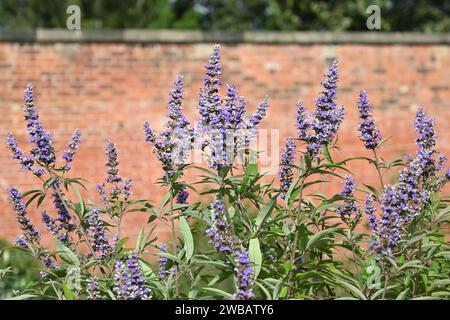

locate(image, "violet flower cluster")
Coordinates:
96 140 133 205
364 194 378 230
357 91 381 150
157 243 169 280
368 108 449 260
294 61 344 159
87 208 111 257
157 243 175 280
113 253 151 300
197 45 269 170
40 182 76 244
176 185 189 207
205 198 255 299
87 276 100 300
278 138 296 199
40 255 56 278
22 84 56 168
8 85 81 173
6 133 34 172
336 175 359 218
144 75 193 180
7 85 81 176
231 249 255 300
62 129 82 171
8 187 40 245
205 198 236 254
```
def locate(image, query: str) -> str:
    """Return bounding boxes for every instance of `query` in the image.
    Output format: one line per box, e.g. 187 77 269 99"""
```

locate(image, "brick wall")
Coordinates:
0 30 449 246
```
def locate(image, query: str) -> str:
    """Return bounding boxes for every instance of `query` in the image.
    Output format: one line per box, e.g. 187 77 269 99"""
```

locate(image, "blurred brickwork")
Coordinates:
0 31 449 245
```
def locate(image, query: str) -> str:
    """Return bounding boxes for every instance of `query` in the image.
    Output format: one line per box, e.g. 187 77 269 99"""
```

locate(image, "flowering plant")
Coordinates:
3 45 449 300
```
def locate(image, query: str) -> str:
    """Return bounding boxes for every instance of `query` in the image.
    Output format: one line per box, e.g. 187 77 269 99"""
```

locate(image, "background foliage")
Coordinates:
0 0 449 32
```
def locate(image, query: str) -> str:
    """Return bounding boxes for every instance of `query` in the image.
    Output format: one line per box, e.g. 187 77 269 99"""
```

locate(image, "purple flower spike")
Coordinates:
278 138 296 199
125 253 151 300
248 97 269 129
176 185 189 205
6 133 35 172
232 249 255 300
357 91 381 150
337 175 358 217
414 107 436 151
166 75 190 131
223 84 245 129
157 243 170 280
122 178 132 201
15 236 29 249
62 129 81 171
198 44 223 128
365 194 378 231
205 198 236 254
205 197 255 300
307 60 344 158
8 187 40 244
105 140 121 183
23 84 56 166
113 254 151 300
144 76 193 180
296 101 311 141
87 208 111 257
87 276 100 300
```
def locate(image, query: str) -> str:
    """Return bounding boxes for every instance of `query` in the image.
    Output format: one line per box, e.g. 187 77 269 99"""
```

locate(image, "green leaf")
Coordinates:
334 279 366 300
62 282 75 300
116 237 129 252
55 240 80 266
179 217 194 261
159 192 171 211
248 238 262 278
396 288 409 300
36 194 46 208
21 189 42 197
255 280 272 300
25 191 43 207
322 145 334 164
431 291 450 298
158 252 182 264
377 136 391 148
255 197 276 229
135 226 145 252
397 260 425 271
285 177 300 207
431 279 450 288
204 287 233 299
66 182 85 216
412 296 435 300
305 227 340 251
363 184 380 199
241 163 258 192
6 294 37 300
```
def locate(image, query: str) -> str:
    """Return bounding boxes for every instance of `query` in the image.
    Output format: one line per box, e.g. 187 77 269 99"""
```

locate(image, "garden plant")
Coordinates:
1 44 449 300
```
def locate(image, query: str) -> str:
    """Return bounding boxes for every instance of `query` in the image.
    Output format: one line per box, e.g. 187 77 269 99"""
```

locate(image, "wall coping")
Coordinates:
0 29 449 44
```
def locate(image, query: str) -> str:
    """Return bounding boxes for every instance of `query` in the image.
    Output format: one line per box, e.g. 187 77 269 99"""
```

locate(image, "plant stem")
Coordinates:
169 185 180 297
286 178 305 299
218 168 235 234
372 149 385 190
382 271 390 300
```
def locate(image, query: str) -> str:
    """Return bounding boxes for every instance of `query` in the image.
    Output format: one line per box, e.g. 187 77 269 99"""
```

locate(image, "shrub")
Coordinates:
0 239 39 299
3 44 450 300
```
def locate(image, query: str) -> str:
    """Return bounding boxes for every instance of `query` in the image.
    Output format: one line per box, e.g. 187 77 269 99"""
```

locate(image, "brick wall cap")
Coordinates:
0 29 449 44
